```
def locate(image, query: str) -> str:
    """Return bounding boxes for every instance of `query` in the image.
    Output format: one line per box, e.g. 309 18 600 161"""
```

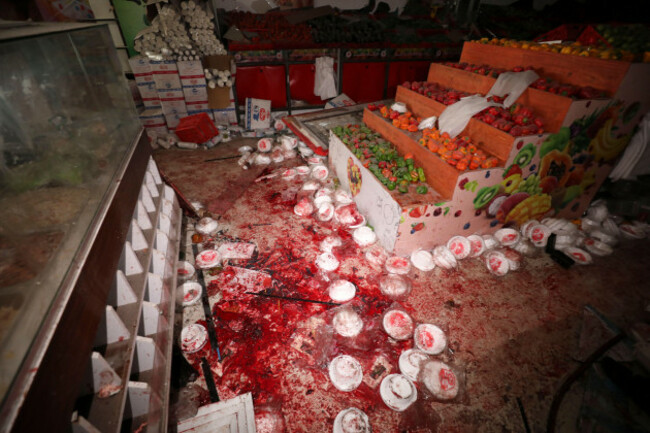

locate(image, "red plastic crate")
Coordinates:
175 112 219 143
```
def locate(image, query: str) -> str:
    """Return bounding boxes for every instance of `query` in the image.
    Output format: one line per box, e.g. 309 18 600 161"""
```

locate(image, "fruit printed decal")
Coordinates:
347 157 362 197
472 102 630 225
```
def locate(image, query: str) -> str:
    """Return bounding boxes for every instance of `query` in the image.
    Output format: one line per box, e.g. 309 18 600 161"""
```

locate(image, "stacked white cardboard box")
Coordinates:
131 56 235 138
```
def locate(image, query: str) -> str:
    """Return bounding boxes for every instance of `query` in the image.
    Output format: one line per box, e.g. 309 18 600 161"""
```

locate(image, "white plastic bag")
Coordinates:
314 56 337 100
487 70 539 108
438 95 496 138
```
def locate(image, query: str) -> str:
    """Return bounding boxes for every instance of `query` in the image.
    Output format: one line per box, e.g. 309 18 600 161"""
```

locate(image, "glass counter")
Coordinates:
0 23 140 404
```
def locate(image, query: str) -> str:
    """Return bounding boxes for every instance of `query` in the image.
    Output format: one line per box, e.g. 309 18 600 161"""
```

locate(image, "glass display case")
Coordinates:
0 23 141 407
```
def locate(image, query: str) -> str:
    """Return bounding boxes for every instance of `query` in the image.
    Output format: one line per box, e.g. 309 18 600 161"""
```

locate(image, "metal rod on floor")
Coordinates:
201 357 220 403
203 155 241 162
246 291 341 306
516 397 531 433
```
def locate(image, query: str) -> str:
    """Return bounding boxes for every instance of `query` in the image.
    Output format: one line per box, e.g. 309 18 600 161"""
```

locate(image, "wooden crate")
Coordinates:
363 107 459 200
427 62 571 133
459 42 631 95
395 85 513 162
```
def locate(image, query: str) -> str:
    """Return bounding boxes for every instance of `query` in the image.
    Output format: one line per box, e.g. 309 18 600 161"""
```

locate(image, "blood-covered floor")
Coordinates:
155 139 650 433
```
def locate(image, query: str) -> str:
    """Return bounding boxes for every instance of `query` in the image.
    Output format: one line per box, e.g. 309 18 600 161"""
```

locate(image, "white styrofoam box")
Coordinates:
129 56 153 75
137 81 157 99
129 80 143 105
135 73 153 85
244 98 271 130
164 112 185 129
157 89 184 100
144 99 161 108
182 84 208 102
149 59 178 73
139 108 166 127
161 99 188 117
185 101 210 111
213 108 237 125
181 76 207 87
177 60 204 77
145 125 169 140
153 73 182 92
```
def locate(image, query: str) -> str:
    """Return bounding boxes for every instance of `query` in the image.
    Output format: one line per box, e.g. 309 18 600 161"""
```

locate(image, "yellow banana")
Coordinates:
588 118 630 162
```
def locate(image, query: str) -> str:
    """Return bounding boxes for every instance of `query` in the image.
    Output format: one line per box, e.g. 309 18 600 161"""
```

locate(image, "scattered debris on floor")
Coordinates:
161 134 650 432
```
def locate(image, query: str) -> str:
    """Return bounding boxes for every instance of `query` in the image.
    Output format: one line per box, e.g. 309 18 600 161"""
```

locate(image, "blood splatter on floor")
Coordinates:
157 142 650 433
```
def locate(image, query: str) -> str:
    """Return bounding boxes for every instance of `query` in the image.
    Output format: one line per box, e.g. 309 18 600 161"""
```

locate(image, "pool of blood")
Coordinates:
191 177 430 431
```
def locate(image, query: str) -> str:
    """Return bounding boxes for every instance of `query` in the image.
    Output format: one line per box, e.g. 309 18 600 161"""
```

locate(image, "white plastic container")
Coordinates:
380 374 417 412
329 355 363 392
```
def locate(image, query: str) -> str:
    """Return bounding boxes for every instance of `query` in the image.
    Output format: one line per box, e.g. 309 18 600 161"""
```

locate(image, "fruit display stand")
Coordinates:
329 42 650 255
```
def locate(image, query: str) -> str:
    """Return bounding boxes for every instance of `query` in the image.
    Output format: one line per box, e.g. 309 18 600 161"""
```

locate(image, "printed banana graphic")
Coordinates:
588 118 630 162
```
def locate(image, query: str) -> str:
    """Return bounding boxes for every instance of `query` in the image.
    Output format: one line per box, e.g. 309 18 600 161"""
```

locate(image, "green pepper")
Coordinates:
387 181 396 190
396 158 405 168
398 185 409 193
418 167 426 182
416 185 428 194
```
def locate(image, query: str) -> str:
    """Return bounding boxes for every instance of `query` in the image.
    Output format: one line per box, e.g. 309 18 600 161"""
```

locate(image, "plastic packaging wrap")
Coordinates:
438 95 496 138
486 70 539 108
314 56 337 100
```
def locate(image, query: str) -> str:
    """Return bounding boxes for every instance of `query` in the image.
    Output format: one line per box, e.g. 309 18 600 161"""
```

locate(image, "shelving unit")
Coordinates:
71 158 182 433
328 41 650 255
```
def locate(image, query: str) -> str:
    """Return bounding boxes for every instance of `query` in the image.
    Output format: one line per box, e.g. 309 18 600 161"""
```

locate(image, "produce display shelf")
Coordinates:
395 85 514 163
460 41 632 94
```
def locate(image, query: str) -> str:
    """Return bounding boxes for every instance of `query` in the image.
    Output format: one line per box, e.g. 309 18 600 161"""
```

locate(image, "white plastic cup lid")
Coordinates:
467 234 485 257
399 349 429 382
383 309 414 340
333 407 370 433
379 274 411 298
195 249 221 269
329 355 363 392
311 165 329 181
485 250 509 276
177 261 195 280
257 137 273 152
432 245 457 270
562 247 592 264
495 228 520 246
365 244 388 267
329 279 356 302
317 252 340 272
296 165 311 175
410 249 435 271
333 309 364 337
181 281 202 306
317 202 335 222
353 226 377 247
529 224 550 246
281 168 297 180
447 236 471 260
320 235 343 252
385 256 411 275
294 198 314 217
421 360 459 400
482 235 499 250
380 374 417 412
181 323 208 354
195 217 219 236
414 323 447 355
